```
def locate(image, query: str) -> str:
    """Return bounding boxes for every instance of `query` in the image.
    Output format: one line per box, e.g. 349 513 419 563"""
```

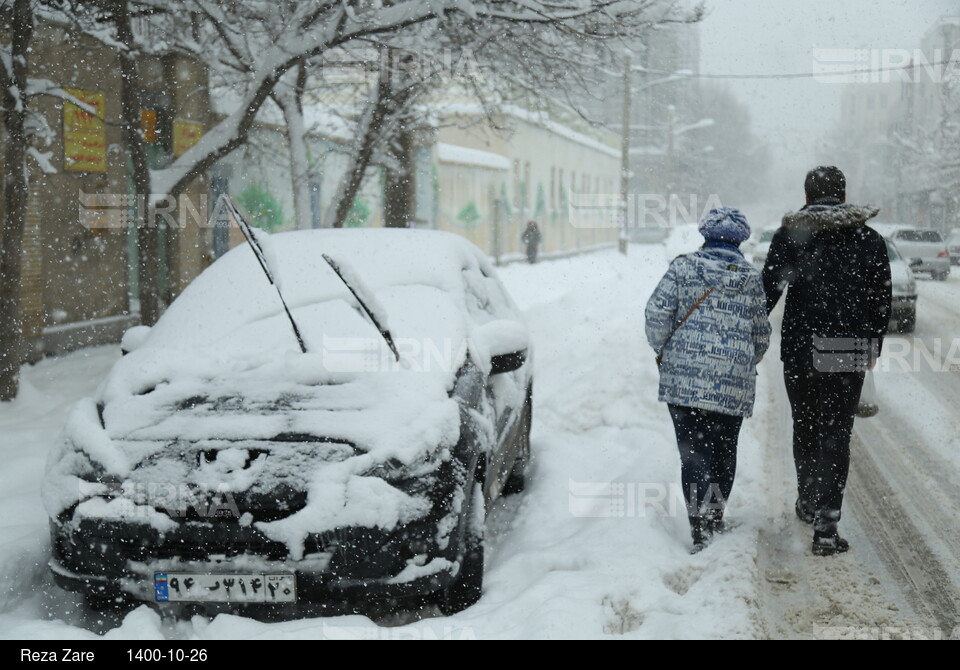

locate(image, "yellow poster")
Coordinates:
173 119 204 157
141 109 158 143
63 88 106 173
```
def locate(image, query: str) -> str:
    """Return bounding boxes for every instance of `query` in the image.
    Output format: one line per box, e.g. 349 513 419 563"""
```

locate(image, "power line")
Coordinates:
638 59 957 80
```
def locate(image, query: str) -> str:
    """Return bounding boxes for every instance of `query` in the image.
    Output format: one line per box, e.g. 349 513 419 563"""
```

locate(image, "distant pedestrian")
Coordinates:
522 221 542 264
762 166 892 556
646 207 772 553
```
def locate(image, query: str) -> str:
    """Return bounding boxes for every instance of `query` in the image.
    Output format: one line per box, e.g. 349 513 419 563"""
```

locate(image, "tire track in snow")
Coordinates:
755 328 917 639
756 276 960 637
854 407 960 576
847 432 960 634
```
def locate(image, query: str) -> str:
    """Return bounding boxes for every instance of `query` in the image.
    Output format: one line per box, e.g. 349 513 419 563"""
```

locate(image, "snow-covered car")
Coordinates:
873 225 951 280
748 228 777 268
885 238 918 333
43 229 533 615
948 229 960 266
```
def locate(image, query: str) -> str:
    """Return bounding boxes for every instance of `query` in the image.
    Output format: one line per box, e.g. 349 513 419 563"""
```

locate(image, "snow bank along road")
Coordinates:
1 246 958 639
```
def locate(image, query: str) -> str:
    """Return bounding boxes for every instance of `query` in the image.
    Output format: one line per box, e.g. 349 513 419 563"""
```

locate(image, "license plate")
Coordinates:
154 573 296 603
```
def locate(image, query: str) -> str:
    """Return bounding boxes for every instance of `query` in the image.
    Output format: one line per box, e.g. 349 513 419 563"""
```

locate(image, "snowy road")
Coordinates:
1 246 958 639
850 277 960 634
757 276 960 640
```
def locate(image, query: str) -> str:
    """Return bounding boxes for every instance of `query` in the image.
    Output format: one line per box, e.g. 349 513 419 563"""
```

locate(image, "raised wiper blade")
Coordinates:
322 254 400 362
222 195 307 354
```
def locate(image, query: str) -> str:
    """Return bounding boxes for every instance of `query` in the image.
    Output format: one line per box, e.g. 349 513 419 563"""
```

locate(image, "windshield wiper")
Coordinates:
322 254 400 362
222 195 308 353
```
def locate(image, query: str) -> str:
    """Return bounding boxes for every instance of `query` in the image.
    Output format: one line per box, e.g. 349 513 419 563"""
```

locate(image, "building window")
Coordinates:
513 159 520 208
524 161 531 209
550 167 556 210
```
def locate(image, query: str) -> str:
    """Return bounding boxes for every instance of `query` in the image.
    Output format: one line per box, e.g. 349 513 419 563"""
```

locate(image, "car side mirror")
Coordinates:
478 319 530 375
909 258 923 269
491 350 527 375
121 325 151 355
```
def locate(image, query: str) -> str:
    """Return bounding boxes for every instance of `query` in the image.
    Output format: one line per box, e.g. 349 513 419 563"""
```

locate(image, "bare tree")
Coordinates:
0 0 35 401
111 0 163 325
319 1 705 228
896 74 960 224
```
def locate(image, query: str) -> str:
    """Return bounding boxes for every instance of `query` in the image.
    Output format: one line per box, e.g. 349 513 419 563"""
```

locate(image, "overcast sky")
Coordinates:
698 0 956 204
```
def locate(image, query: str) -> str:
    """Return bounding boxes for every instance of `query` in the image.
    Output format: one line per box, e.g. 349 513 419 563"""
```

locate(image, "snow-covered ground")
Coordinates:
2 241 959 639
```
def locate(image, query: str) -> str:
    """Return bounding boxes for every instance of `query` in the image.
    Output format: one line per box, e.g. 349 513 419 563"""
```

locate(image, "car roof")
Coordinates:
871 223 939 235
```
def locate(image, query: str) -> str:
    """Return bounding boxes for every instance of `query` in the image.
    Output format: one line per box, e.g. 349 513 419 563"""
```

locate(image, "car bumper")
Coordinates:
909 259 951 274
891 295 917 315
49 555 458 606
49 516 460 606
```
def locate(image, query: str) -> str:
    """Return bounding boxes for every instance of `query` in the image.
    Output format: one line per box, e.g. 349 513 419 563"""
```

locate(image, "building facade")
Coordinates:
1 19 211 362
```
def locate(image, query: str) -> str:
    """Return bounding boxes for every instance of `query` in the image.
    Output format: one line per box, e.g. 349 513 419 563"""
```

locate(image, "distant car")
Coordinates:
873 226 951 280
44 229 533 616
948 229 960 266
884 238 918 334
749 229 777 268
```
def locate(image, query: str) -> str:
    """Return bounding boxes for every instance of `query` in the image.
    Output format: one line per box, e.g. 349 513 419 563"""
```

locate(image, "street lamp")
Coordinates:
620 63 697 253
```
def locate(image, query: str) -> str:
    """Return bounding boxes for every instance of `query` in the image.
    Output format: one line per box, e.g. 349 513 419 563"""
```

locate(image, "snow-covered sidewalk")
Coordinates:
17 242 912 638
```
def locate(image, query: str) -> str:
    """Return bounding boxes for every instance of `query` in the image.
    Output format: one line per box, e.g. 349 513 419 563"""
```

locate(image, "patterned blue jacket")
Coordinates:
645 246 772 418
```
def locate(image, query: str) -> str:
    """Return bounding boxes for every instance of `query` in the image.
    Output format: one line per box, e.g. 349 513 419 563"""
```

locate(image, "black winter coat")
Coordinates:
762 202 892 364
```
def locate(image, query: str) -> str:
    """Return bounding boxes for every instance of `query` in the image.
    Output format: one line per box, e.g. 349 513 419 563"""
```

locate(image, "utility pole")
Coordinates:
493 197 503 266
619 53 631 255
666 104 676 194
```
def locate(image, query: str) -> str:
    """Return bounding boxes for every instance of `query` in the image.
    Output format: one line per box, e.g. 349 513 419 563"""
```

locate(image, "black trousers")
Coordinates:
783 360 865 533
668 405 744 521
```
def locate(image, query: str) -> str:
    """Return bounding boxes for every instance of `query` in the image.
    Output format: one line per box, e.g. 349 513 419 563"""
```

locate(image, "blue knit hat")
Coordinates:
698 207 751 245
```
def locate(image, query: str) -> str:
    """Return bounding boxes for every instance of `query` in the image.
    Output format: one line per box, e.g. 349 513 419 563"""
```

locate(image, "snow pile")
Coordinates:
663 224 704 259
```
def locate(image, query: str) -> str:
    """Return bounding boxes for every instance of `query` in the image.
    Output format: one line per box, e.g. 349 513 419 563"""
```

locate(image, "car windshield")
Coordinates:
146 229 491 352
885 239 903 262
759 230 776 243
897 230 944 243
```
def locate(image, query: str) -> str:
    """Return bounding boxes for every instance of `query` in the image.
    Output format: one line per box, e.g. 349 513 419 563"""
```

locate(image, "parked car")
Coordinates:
884 238 918 333
873 225 951 280
748 228 777 268
44 229 533 616
948 229 960 266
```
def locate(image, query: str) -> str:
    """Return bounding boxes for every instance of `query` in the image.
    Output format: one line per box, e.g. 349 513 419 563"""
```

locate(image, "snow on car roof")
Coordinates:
870 223 924 234
147 228 502 352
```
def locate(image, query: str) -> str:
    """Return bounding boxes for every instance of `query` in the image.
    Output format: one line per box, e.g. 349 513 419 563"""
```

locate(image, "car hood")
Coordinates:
97 347 461 448
43 348 464 559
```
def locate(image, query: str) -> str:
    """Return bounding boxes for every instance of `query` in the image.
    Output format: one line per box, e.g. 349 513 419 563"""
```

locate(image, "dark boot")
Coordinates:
812 531 850 557
706 510 730 535
795 498 814 525
690 517 712 554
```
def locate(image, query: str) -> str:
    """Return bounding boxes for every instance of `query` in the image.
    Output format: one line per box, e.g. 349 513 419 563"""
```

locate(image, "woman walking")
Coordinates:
645 207 772 552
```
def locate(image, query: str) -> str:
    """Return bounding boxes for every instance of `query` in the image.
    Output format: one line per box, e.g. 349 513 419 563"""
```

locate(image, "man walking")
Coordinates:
762 166 891 556
522 221 542 264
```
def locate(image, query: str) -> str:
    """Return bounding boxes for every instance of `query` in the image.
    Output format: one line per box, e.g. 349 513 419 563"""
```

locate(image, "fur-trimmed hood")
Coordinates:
782 203 880 232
